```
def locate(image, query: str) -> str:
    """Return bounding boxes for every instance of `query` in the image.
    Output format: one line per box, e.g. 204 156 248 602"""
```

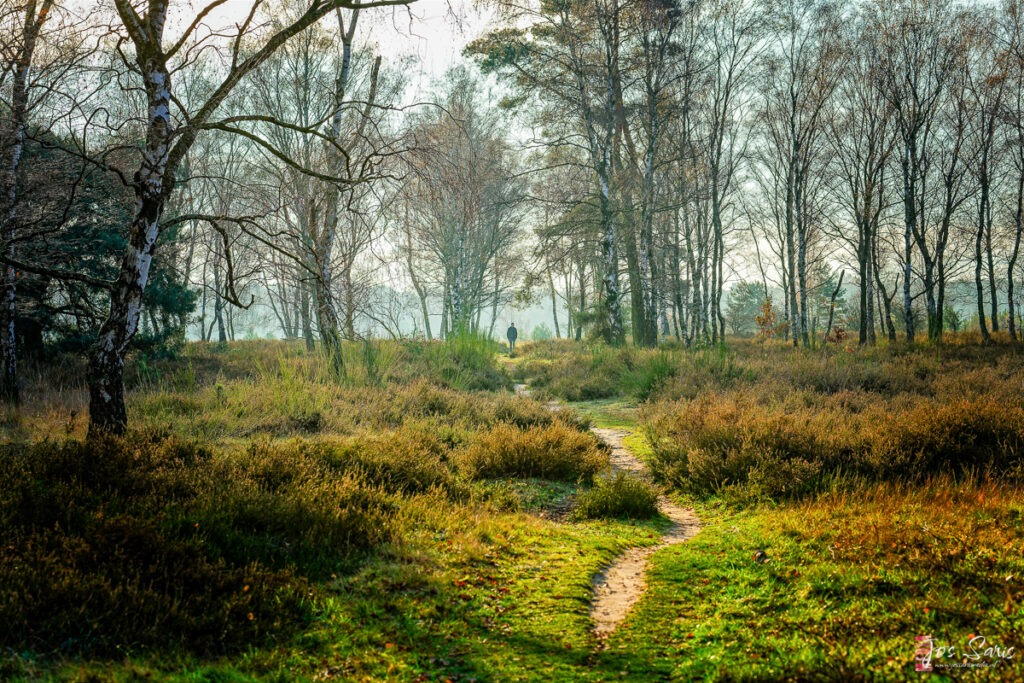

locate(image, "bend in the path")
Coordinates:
510 382 701 642
589 428 701 642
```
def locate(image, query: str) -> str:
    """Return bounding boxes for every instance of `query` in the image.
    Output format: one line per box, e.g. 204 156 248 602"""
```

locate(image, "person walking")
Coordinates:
506 322 518 355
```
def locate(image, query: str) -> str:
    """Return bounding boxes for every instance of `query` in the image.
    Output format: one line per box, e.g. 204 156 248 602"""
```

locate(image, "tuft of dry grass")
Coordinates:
638 340 1024 500
457 420 609 482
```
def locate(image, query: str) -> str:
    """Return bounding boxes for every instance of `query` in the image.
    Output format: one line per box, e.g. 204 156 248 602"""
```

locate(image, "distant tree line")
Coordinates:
471 0 1024 349
5 0 1024 435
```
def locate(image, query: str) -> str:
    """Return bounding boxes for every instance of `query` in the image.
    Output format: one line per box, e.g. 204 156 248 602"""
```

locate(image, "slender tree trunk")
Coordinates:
1009 169 1024 342
0 2 51 404
901 144 916 343
986 219 999 332
440 279 449 340
341 263 356 340
546 262 560 338
623 208 645 344
796 172 809 348
715 221 725 342
976 182 991 342
671 211 686 344
487 275 499 339
89 55 173 434
598 161 625 345
683 203 699 346
785 197 798 347
299 281 313 350
873 227 897 343
638 109 660 348
858 232 869 346
576 260 585 341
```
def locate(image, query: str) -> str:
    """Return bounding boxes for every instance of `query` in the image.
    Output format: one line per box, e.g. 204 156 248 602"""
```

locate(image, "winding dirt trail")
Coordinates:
588 428 701 641
511 383 700 640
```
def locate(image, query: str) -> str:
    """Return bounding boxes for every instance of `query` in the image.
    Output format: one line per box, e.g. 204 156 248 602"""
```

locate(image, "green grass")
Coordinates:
609 482 1024 681
565 398 638 429
5 500 669 681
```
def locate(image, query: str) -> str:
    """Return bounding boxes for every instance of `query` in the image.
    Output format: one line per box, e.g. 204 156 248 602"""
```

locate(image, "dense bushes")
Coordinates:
517 338 1024 501
0 435 343 656
643 391 1024 500
520 343 678 401
458 420 609 482
132 376 567 440
573 471 660 520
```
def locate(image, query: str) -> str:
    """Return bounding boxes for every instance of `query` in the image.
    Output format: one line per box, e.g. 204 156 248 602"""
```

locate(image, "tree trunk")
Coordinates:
785 194 798 348
546 261 560 338
301 282 315 351
623 209 645 344
440 279 450 340
0 4 48 404
901 145 916 343
89 56 172 435
873 228 897 343
576 260 585 341
341 263 356 340
598 161 625 345
1009 169 1023 342
986 219 999 332
865 214 876 346
975 187 991 342
797 180 809 349
488 274 500 339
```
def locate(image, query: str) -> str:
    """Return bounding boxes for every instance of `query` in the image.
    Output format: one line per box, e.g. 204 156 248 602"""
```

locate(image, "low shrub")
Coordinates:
623 351 677 401
401 333 508 391
457 421 608 482
522 344 634 401
308 429 463 496
643 390 1024 500
0 433 394 657
572 471 660 520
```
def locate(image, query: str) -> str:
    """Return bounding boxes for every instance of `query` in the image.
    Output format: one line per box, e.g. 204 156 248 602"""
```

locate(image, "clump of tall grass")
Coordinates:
572 471 660 520
457 420 609 482
403 332 507 391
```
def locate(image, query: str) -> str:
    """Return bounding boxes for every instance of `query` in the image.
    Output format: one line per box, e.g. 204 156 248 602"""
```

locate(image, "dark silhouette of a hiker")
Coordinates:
506 323 518 355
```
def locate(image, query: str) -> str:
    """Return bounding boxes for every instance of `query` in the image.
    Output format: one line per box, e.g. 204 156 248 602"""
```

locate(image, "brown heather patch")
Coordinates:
457 420 610 482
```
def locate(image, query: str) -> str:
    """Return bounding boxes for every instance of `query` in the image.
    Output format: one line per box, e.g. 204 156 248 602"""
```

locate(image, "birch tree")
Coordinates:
87 0 414 433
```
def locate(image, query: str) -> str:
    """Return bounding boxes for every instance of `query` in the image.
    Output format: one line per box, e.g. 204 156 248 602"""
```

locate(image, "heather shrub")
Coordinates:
1 515 312 657
0 433 393 657
134 376 574 440
520 343 631 400
306 428 463 496
457 420 609 482
643 391 1024 500
572 471 660 520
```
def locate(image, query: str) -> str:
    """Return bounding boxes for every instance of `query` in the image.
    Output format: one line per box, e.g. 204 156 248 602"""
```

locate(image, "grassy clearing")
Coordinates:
0 339 680 681
1 336 510 443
